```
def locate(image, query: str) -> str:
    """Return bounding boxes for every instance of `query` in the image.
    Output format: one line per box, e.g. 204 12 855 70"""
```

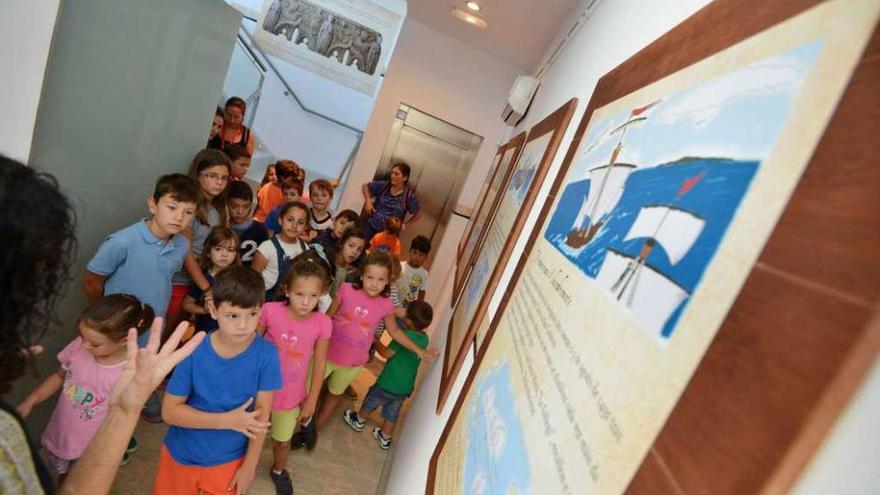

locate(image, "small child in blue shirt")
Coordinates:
84 174 199 345
154 266 282 495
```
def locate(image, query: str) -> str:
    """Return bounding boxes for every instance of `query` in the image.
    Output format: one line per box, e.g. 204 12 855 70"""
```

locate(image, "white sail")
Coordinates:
594 250 688 340
623 206 705 265
572 164 636 230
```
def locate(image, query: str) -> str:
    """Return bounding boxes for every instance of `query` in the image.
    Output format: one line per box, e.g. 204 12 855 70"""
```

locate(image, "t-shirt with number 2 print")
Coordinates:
232 220 269 267
327 283 395 367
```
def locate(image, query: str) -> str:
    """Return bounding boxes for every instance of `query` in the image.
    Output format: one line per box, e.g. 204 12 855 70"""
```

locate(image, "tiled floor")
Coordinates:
110 363 393 495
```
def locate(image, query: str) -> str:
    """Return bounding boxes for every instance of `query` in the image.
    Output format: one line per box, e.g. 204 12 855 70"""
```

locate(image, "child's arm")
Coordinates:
161 393 270 438
326 296 341 317
83 271 108 305
301 339 329 421
183 251 211 292
229 390 273 495
374 340 395 360
250 250 269 274
384 315 437 361
16 369 64 418
181 294 206 316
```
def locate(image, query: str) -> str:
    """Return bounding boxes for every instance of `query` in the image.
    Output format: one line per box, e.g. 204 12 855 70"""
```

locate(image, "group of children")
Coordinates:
17 147 436 495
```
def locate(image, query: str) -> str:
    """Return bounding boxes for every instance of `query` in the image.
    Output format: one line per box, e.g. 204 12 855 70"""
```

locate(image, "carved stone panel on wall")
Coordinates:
255 0 404 95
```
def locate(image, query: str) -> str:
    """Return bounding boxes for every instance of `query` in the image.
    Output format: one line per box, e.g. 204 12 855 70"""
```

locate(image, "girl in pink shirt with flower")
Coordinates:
258 250 334 495
316 250 438 431
16 294 154 480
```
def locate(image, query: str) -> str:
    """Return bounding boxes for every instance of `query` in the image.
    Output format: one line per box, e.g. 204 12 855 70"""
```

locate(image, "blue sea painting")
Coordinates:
543 40 823 341
463 362 531 495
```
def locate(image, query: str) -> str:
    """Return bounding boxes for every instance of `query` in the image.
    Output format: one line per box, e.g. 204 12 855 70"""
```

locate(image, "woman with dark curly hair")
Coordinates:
0 155 204 495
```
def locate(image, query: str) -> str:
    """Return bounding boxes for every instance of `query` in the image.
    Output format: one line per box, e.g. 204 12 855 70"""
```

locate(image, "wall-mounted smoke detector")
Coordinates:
451 8 488 29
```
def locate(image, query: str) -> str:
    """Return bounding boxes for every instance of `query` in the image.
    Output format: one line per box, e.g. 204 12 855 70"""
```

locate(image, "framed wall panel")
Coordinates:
453 133 526 306
428 0 880 493
437 98 576 413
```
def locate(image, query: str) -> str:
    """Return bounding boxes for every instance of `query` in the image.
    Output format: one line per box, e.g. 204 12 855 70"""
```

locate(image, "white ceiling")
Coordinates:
406 0 579 72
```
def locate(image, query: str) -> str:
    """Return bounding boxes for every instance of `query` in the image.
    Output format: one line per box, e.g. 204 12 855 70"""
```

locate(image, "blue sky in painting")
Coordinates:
571 40 823 178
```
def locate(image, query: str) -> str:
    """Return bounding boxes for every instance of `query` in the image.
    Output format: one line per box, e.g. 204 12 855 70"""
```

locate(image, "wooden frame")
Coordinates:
428 0 880 493
436 98 577 413
452 132 526 306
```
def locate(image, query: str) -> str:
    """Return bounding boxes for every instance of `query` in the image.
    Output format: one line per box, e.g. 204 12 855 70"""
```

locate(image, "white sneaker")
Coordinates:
372 426 391 450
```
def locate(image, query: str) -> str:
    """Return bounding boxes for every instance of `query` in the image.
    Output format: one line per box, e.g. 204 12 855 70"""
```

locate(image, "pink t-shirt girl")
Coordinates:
328 282 395 367
260 302 332 410
41 338 126 460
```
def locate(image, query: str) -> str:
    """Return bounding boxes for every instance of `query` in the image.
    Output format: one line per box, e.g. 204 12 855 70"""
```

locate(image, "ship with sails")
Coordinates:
565 100 659 249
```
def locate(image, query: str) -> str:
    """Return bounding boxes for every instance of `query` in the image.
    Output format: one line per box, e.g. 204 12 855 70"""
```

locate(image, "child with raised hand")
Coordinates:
253 201 310 302
315 251 438 431
258 251 335 495
17 295 155 479
311 209 359 254
228 181 269 267
182 227 240 333
154 266 281 495
265 179 304 236
343 300 433 450
307 179 335 238
369 217 402 255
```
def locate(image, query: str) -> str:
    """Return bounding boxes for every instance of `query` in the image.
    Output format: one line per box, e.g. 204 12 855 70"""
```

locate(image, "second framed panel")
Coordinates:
437 98 577 412
453 133 526 305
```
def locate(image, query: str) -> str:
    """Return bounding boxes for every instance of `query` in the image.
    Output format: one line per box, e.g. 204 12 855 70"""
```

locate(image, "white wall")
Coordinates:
336 17 522 310
790 358 880 495
382 1 715 493
0 0 61 162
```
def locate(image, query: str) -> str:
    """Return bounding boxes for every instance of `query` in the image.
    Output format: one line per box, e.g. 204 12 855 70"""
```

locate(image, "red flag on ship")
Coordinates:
631 100 661 116
678 171 706 198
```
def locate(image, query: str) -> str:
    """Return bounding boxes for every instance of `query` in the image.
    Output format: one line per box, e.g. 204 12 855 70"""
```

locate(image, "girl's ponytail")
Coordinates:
79 294 156 340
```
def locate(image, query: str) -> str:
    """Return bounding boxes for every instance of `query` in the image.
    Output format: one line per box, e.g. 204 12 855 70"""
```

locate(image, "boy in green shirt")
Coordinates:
342 301 433 449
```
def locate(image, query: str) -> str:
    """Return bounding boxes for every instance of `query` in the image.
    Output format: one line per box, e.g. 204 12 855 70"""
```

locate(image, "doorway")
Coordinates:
373 105 483 268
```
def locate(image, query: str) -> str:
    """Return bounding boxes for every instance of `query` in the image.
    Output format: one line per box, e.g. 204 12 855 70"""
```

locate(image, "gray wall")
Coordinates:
10 0 241 434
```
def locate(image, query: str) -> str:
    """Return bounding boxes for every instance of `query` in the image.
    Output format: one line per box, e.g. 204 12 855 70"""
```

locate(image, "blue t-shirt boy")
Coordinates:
163 333 282 466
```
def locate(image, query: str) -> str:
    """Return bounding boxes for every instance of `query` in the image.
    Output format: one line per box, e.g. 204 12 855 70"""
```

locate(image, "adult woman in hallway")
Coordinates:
0 156 204 495
361 162 422 240
209 97 256 155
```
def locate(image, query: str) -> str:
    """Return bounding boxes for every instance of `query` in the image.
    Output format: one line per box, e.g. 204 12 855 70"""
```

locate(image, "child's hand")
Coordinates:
224 397 270 438
228 464 256 495
300 399 317 422
15 400 34 418
419 347 440 363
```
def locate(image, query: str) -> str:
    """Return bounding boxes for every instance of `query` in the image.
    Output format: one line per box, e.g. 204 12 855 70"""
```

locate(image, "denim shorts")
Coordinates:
361 384 406 423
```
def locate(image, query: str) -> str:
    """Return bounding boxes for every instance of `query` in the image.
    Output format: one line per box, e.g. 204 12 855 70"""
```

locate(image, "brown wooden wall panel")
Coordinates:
628 16 880 494
625 449 684 495
630 268 870 494
758 34 880 305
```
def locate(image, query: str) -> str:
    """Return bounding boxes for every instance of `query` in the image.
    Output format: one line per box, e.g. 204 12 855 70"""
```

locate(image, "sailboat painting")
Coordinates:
544 40 824 342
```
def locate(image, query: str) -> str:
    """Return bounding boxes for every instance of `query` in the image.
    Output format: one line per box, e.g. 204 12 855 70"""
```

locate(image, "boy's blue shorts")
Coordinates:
361 383 406 423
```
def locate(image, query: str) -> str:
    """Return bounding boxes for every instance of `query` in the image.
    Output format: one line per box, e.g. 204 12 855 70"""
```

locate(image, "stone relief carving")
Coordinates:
262 0 384 76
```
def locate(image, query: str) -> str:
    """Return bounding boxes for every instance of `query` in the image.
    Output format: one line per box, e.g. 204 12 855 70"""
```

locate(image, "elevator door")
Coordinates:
374 105 483 268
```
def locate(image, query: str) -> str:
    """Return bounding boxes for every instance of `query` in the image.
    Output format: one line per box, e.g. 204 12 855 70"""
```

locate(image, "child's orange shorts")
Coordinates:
152 446 243 495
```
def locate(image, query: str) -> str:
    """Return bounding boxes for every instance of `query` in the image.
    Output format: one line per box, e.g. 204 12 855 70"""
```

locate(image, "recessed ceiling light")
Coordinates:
452 8 488 28
466 1 481 12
